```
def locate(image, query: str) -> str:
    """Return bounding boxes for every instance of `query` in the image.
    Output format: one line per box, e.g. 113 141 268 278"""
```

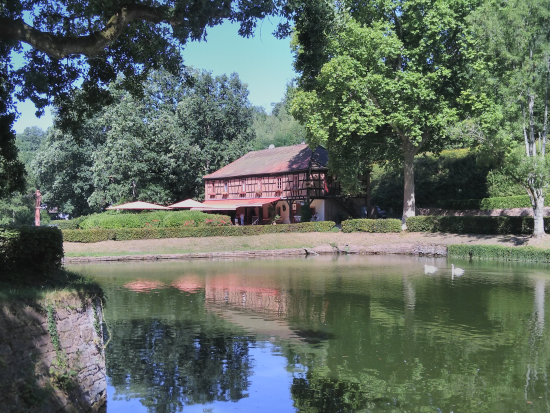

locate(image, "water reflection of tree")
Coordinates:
104 287 255 413
281 273 550 412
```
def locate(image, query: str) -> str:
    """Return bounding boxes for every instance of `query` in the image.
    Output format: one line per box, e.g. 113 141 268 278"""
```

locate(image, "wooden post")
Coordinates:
34 189 42 226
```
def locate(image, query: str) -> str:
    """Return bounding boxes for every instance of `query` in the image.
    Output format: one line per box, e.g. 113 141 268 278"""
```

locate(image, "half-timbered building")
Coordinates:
194 143 359 224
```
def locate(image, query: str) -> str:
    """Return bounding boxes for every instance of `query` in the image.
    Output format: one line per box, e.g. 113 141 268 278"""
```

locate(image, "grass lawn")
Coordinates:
63 231 550 257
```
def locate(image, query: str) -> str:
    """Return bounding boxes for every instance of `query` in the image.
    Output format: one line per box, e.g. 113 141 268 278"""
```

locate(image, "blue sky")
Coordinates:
13 18 296 134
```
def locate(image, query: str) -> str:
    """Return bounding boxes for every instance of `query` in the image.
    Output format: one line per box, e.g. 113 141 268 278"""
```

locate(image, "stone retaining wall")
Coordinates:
0 298 106 412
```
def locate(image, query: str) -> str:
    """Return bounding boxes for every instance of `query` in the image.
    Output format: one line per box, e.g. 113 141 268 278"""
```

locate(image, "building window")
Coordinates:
211 181 215 194
242 180 246 192
258 178 262 192
224 181 228 193
293 175 298 189
277 178 282 189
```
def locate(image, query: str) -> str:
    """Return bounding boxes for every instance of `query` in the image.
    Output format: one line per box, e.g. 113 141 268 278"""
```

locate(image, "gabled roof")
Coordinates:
204 144 328 180
106 201 170 210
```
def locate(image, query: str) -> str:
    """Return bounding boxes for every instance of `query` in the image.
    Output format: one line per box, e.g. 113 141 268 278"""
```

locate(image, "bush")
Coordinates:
372 149 494 208
77 210 231 229
52 215 89 230
448 244 550 263
62 221 337 242
406 216 550 235
0 226 63 274
62 229 116 243
432 195 550 210
341 219 402 233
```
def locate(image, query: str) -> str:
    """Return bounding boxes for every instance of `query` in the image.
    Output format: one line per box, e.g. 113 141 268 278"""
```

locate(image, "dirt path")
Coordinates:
64 231 548 258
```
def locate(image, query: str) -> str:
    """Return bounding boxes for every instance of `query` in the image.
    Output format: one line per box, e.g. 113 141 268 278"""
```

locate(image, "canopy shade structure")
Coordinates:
190 197 281 211
106 201 171 210
168 199 204 209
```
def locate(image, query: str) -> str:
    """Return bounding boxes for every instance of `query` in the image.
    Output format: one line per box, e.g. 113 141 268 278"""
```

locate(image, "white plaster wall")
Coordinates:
310 199 325 221
278 201 291 223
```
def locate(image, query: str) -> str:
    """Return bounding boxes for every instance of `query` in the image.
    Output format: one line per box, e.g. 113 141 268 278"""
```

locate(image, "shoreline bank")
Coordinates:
63 242 449 263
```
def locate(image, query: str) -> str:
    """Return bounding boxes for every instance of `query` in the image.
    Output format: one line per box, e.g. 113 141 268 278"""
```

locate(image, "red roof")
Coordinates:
203 144 328 179
191 197 281 211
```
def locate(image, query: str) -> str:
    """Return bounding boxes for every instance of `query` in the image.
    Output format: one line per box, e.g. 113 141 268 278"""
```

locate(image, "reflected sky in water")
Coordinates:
68 255 550 413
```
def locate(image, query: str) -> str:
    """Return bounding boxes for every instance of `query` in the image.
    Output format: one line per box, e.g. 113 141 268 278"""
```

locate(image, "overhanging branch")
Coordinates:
0 4 190 59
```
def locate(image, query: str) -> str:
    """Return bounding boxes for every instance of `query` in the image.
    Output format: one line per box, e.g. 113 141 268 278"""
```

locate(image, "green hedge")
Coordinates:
448 244 550 263
75 210 231 229
0 226 64 273
341 219 402 233
434 195 550 210
406 216 550 235
62 221 337 243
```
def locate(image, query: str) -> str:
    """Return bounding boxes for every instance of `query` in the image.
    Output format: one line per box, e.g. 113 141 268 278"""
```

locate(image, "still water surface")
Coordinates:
68 255 550 412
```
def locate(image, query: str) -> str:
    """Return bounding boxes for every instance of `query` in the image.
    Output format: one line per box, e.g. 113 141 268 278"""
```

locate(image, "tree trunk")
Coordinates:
533 193 546 238
402 148 416 229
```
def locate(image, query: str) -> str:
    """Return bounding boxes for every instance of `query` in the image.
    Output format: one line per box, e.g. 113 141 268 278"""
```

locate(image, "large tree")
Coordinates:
34 69 254 214
291 0 478 225
252 89 307 150
0 0 306 196
459 0 550 238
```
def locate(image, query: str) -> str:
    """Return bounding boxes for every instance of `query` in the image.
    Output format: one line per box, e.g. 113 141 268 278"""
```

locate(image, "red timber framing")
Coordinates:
203 146 340 201
202 144 352 223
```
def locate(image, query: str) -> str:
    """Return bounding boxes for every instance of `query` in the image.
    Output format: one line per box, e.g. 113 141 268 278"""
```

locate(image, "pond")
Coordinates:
67 255 550 413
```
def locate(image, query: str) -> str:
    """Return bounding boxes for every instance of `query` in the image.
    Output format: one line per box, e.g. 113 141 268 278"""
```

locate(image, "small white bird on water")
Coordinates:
451 264 465 277
424 265 438 274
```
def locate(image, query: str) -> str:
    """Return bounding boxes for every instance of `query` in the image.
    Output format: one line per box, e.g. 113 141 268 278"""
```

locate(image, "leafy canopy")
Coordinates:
0 0 308 196
33 68 255 216
291 1 476 198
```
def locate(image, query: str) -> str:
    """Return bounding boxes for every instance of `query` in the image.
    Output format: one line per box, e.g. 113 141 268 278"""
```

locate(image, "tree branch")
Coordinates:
0 4 193 59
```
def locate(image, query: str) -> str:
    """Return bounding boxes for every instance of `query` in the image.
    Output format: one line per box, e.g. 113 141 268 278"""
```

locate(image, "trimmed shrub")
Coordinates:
62 221 337 243
62 229 116 243
448 244 550 263
341 219 402 233
406 216 550 235
79 210 231 230
0 225 63 273
433 199 482 210
433 195 550 210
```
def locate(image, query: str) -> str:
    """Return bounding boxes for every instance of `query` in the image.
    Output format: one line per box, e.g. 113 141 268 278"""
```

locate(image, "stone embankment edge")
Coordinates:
63 243 447 264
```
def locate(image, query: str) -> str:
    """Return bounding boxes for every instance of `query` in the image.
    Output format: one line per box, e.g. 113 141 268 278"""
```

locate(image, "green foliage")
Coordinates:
46 305 67 370
46 305 77 391
251 92 306 150
0 76 26 197
371 149 494 208
34 69 255 215
486 170 525 198
62 229 116 243
460 0 550 236
62 221 337 243
78 211 231 230
52 215 90 230
15 126 47 169
448 244 550 263
0 191 35 225
32 121 105 217
435 195 550 210
341 219 402 233
0 226 63 274
477 195 545 210
291 2 476 212
406 216 550 235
